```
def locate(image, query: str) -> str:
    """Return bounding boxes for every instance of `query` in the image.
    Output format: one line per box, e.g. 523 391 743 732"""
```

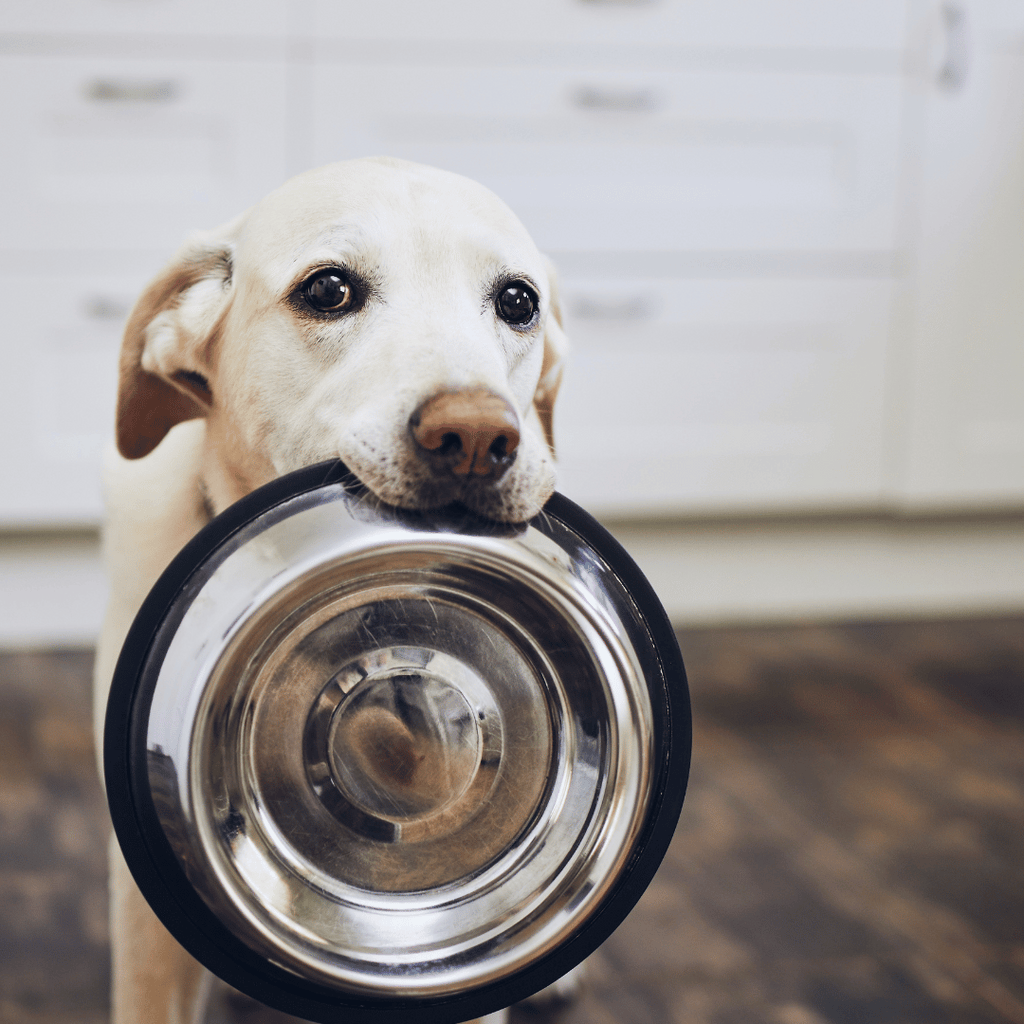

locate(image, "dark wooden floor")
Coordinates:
1 616 1023 1024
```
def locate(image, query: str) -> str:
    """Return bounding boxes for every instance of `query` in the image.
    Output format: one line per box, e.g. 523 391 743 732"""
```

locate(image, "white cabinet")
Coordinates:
0 55 292 254
4 0 289 37
0 271 154 524
0 46 291 524
897 0 1024 509
309 63 904 254
556 277 895 513
300 0 908 51
1 0 1020 525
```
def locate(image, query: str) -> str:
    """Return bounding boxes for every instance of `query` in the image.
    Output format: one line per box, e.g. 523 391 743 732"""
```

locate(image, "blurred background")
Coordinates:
1 2 1023 1023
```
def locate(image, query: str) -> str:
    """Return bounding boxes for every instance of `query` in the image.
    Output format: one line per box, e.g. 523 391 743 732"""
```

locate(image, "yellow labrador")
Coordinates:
93 157 568 1024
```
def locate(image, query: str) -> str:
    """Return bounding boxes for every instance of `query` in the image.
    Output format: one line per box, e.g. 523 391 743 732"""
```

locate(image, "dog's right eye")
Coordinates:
302 270 355 313
495 281 538 327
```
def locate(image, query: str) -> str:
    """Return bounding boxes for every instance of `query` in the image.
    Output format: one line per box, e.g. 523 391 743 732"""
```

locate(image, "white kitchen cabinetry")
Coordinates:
309 63 904 255
0 34 290 524
0 55 291 254
300 0 908 51
898 0 1024 509
0 271 152 523
4 0 289 37
1 0 1020 525
556 278 895 514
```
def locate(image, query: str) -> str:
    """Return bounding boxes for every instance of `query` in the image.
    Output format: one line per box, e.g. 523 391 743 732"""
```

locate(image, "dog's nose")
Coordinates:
410 389 520 477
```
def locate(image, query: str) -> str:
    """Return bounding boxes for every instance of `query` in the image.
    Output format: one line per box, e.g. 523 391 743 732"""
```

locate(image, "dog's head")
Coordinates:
116 158 568 522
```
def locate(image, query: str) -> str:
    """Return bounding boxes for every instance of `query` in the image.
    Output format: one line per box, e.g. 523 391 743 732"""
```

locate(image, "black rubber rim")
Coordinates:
105 461 691 1024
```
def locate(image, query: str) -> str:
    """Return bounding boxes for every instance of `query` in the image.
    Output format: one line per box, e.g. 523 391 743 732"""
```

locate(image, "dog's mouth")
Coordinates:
334 393 555 524
365 471 532 523
338 446 552 525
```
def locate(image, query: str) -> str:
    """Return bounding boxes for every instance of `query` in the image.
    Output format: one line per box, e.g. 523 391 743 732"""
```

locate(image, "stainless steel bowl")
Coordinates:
105 463 690 1024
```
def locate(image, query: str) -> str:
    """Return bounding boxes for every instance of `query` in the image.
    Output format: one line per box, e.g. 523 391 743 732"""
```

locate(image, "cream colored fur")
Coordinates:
94 158 569 1024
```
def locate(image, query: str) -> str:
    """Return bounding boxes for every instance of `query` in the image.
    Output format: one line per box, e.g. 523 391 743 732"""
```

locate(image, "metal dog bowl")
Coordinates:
105 462 690 1024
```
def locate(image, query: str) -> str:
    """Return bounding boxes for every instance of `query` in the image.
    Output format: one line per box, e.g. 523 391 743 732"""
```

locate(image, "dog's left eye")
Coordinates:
302 270 355 313
495 282 538 326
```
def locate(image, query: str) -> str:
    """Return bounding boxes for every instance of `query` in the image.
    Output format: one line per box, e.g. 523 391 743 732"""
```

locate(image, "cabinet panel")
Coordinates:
0 272 159 525
0 56 290 254
4 0 289 37
310 64 903 253
899 2 1024 507
301 0 908 51
553 278 895 514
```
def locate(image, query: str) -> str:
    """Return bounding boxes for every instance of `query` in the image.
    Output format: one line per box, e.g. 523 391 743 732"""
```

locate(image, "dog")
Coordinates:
92 157 569 1024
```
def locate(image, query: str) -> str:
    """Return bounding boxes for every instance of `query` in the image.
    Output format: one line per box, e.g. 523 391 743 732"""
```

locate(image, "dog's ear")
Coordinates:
534 257 569 455
116 216 244 460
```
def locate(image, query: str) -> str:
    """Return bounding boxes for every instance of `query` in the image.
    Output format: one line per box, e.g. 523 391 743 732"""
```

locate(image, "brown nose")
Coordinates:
410 389 521 477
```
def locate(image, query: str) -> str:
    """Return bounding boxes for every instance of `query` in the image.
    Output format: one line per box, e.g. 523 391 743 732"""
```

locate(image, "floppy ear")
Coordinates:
116 216 244 460
533 257 569 455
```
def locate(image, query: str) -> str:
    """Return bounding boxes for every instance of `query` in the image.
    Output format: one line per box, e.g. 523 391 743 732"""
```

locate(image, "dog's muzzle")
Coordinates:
105 463 690 1024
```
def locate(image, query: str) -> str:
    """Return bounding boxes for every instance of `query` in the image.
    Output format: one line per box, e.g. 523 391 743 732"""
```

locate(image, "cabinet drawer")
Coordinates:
300 0 908 51
310 64 903 253
0 56 290 254
898 20 1024 509
552 277 895 515
0 270 160 525
4 0 289 37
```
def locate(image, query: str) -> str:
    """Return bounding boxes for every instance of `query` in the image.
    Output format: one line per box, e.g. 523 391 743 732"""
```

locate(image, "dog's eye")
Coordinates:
302 269 354 312
495 282 538 326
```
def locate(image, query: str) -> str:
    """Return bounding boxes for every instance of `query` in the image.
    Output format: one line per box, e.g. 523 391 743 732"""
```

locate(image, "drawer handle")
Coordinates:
85 79 178 103
578 0 659 6
572 85 659 112
937 3 969 91
570 295 655 321
83 296 132 320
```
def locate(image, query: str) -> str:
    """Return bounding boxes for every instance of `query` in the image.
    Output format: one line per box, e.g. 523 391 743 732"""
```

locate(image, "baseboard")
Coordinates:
0 531 106 648
1 514 1022 647
604 512 1024 625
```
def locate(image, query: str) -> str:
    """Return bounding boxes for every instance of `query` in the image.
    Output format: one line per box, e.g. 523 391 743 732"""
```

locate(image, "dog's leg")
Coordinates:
96 424 216 1024
110 837 211 1024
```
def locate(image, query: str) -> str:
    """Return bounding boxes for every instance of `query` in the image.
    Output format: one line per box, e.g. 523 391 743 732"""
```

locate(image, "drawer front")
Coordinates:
300 0 908 50
309 64 903 253
0 271 167 524
0 56 291 254
898 27 1024 509
552 277 895 515
4 0 289 37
